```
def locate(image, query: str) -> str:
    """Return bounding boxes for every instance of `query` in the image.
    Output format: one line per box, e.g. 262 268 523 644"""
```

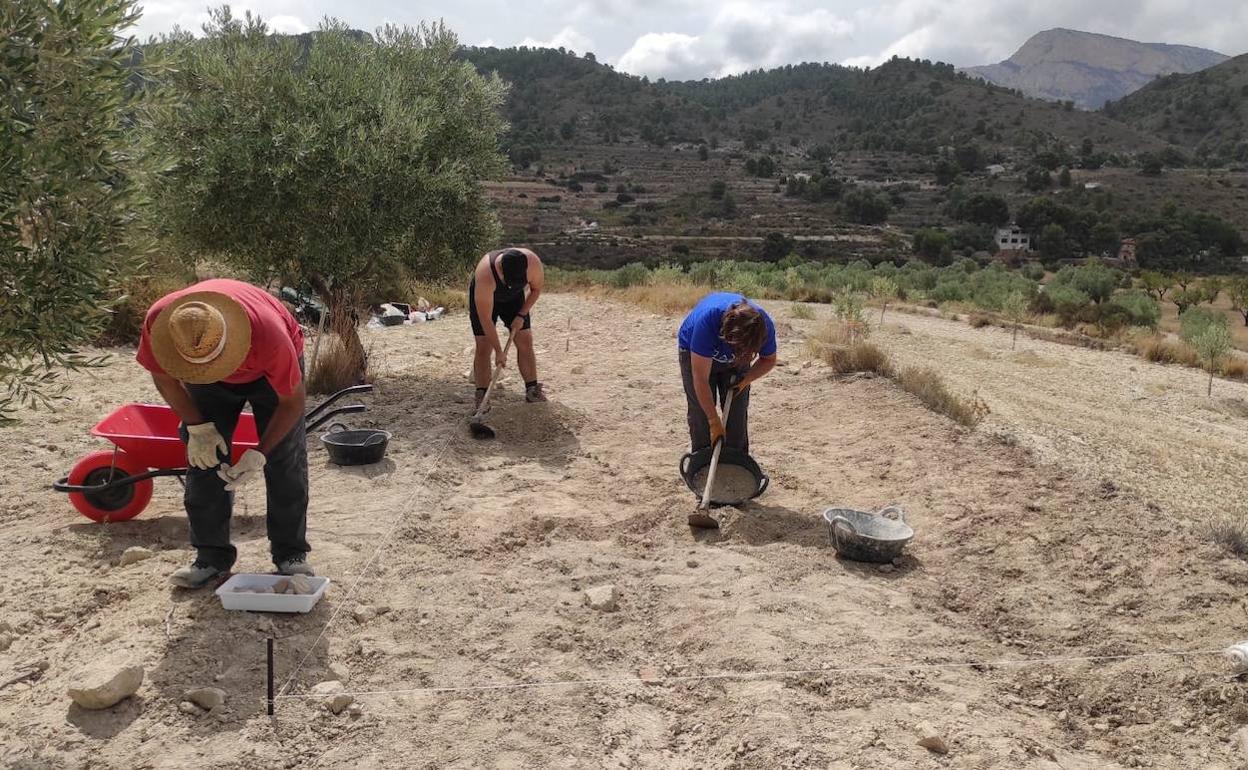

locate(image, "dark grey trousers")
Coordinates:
182 374 309 570
679 350 751 453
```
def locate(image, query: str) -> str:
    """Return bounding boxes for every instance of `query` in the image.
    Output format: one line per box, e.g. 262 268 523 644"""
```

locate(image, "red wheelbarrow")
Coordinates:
53 385 373 522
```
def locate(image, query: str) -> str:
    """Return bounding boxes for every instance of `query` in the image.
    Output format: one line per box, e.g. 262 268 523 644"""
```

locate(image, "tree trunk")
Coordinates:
1208 371 1214 397
308 276 367 393
1012 324 1018 350
879 302 887 328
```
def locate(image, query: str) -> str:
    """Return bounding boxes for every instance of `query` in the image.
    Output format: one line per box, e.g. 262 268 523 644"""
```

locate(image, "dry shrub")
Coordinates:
1026 326 1119 352
1205 515 1248 559
307 334 365 395
806 321 893 375
1139 337 1199 367
1034 313 1062 328
790 303 816 321
408 282 468 312
97 274 195 345
968 312 993 329
1220 357 1248 381
896 367 989 428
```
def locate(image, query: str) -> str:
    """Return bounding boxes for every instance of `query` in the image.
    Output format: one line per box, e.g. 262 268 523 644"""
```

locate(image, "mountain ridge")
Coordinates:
964 28 1228 109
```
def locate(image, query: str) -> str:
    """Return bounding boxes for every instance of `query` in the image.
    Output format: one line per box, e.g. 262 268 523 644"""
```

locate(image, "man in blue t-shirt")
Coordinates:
677 292 778 454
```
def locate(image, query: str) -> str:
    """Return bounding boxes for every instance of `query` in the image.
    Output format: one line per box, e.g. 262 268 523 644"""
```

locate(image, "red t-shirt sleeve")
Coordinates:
263 326 303 396
134 303 166 376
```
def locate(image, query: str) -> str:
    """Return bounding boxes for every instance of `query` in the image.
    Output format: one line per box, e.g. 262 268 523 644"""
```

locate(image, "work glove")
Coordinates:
186 422 228 470
709 414 725 448
217 449 266 491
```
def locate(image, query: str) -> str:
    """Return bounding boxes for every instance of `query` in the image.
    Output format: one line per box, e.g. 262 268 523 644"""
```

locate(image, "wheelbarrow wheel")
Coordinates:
66 451 153 523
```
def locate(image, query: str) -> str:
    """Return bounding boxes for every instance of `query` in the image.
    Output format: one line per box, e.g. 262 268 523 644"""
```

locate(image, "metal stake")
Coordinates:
266 637 275 716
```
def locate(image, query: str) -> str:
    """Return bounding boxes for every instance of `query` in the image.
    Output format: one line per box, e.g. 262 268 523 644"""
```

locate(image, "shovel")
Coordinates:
468 331 515 440
688 388 735 529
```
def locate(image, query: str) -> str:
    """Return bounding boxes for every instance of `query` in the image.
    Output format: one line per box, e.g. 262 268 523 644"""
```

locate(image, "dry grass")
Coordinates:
807 321 986 427
612 284 710 315
1220 357 1248 380
1205 515 1248 559
1139 337 1200 367
790 304 816 321
1025 326 1119 352
805 321 893 375
968 312 993 329
895 366 990 428
307 334 365 395
408 282 468 312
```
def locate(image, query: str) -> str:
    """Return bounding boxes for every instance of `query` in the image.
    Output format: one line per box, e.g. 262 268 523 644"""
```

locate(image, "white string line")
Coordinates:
273 647 1225 700
277 429 457 697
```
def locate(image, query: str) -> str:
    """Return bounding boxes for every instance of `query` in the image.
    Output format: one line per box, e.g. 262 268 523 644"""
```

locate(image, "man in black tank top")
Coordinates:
468 247 547 406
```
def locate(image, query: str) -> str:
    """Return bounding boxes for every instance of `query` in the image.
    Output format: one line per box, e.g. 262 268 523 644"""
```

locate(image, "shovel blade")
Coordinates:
687 509 720 529
468 419 496 440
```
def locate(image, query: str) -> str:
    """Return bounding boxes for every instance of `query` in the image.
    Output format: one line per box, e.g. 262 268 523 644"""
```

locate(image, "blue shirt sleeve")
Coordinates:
759 310 777 357
688 307 721 358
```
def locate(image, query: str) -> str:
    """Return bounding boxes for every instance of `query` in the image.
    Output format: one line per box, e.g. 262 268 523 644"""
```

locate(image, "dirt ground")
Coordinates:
3 293 1248 769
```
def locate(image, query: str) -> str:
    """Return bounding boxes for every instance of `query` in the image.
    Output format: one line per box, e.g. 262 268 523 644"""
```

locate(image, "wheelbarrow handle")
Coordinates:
305 384 374 423
306 404 367 433
53 468 187 494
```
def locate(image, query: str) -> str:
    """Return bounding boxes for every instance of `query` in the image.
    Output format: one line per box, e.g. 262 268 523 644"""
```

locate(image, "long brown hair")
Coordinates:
720 301 767 359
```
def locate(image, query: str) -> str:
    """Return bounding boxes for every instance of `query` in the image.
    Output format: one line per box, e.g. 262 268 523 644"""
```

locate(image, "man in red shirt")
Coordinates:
137 279 313 588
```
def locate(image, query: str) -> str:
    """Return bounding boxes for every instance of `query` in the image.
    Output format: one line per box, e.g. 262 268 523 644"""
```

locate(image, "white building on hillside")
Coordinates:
995 225 1031 253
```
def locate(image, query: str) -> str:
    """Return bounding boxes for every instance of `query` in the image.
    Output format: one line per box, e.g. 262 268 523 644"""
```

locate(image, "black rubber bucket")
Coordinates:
320 425 391 466
679 447 769 507
822 506 913 563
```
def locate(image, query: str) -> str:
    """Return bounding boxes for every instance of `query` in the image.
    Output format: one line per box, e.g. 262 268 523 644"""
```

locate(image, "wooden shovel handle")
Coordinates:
472 331 515 420
698 389 735 510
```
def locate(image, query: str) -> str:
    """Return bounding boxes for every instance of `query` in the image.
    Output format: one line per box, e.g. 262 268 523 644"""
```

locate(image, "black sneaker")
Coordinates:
525 383 547 403
276 554 315 577
169 561 224 589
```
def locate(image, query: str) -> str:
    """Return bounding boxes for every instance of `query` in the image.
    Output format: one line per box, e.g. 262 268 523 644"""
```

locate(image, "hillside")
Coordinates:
461 47 1163 165
964 28 1228 110
1105 53 1248 165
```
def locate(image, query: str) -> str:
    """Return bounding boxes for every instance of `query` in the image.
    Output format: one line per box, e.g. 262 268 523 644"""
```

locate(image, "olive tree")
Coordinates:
1 0 159 421
1001 290 1030 350
150 10 507 379
1228 277 1248 327
1180 308 1232 396
870 276 898 328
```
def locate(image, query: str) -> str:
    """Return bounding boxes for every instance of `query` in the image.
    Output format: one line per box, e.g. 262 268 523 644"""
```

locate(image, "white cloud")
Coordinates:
267 14 310 34
518 25 594 53
616 2 855 80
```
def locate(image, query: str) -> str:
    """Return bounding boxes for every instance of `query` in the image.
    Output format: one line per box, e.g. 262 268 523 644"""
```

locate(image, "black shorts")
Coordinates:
468 281 531 337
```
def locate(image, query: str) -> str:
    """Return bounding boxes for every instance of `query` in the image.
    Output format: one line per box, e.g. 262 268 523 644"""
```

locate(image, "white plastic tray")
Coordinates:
216 573 330 613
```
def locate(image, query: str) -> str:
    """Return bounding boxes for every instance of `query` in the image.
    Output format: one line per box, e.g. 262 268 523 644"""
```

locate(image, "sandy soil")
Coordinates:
2 293 1247 769
851 305 1248 524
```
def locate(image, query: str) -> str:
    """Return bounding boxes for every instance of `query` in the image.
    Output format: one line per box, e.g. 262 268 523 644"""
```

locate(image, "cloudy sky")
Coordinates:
132 0 1248 80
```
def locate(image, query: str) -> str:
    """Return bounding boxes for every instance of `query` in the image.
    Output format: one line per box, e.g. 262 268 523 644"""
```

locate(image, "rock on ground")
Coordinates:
583 585 619 612
68 662 144 710
185 686 226 711
916 722 950 755
118 546 154 566
311 680 353 714
1233 726 1248 763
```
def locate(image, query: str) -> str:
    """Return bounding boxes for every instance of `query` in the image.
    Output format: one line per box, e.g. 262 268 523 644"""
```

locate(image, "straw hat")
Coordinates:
149 291 252 384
